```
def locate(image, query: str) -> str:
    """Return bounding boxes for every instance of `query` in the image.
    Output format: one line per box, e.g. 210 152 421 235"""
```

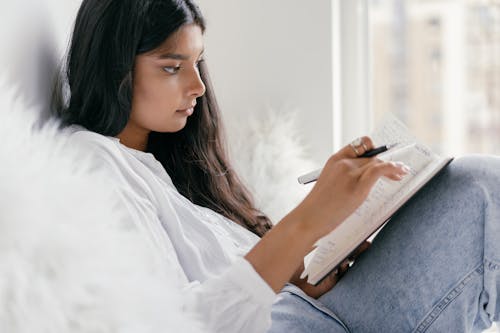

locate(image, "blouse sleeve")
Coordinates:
67 131 277 333
120 183 276 333
183 257 276 333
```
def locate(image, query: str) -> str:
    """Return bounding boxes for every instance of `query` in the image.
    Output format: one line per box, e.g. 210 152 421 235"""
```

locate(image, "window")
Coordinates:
369 0 500 156
335 3 498 330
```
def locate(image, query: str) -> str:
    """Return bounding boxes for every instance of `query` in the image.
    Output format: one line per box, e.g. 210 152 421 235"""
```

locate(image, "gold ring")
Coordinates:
350 137 364 156
350 144 360 156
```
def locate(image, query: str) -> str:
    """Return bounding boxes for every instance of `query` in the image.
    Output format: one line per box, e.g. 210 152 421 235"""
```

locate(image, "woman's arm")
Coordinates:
245 139 409 293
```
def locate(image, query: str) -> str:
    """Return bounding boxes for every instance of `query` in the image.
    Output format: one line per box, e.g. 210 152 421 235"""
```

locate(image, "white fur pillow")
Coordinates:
0 88 204 333
225 109 318 224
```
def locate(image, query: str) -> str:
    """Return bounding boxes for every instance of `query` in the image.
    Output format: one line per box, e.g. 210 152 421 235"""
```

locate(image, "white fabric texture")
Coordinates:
0 88 205 333
225 108 318 223
66 126 277 333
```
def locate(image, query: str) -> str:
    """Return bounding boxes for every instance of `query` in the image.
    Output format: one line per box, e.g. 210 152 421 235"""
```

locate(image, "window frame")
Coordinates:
332 0 373 151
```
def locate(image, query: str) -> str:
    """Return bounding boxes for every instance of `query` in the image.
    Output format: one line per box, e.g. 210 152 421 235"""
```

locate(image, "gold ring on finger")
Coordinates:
350 137 364 157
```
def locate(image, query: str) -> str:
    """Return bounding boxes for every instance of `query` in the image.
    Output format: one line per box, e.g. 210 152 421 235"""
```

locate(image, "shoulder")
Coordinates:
65 125 120 154
63 125 130 176
63 126 167 205
65 125 125 162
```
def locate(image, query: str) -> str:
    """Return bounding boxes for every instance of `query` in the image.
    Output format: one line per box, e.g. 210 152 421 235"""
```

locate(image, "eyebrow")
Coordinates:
158 48 205 60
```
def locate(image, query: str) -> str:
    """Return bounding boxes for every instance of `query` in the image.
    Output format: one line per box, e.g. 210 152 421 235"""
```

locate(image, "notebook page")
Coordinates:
371 114 418 147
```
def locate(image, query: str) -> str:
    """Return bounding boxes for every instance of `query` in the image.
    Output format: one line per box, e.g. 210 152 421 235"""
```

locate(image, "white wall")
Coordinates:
197 0 334 165
0 0 337 165
0 1 81 120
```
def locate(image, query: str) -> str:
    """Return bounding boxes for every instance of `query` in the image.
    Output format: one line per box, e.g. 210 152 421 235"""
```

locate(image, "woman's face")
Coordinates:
127 24 206 136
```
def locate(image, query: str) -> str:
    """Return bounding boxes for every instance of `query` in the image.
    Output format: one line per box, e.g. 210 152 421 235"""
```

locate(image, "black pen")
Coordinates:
297 143 399 184
359 143 398 158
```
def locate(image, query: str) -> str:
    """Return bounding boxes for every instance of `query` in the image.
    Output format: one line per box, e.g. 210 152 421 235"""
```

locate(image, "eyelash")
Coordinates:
163 59 205 75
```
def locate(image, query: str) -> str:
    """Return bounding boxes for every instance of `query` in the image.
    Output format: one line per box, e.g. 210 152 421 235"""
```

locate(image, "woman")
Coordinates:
54 0 500 332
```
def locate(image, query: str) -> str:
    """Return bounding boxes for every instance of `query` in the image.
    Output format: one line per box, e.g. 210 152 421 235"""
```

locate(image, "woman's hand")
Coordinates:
245 136 408 293
290 241 371 299
294 136 409 239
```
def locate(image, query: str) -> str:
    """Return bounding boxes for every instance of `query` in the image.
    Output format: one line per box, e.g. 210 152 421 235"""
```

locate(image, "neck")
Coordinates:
117 124 149 151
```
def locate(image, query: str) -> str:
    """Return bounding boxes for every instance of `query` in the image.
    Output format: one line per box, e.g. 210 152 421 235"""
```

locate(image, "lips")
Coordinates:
176 107 194 116
176 102 196 115
183 102 197 110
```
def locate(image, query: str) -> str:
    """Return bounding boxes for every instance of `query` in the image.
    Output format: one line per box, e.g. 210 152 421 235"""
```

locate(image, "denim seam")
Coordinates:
484 258 500 271
412 263 484 333
282 284 352 333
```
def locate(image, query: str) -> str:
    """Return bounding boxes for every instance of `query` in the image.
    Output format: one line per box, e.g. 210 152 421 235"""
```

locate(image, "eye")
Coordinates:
163 65 181 74
196 58 205 68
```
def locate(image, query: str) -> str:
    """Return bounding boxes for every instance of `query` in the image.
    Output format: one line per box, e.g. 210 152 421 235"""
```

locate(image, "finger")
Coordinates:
335 157 380 171
318 157 378 183
331 136 375 161
313 271 340 295
325 270 340 285
355 158 398 175
358 160 410 189
357 159 410 179
339 260 350 274
344 241 372 270
350 241 371 259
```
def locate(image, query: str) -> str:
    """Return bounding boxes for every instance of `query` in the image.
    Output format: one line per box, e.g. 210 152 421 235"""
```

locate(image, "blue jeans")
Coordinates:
269 156 500 333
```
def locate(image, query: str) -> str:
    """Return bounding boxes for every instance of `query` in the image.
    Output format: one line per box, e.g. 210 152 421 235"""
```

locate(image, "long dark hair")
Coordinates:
54 0 272 237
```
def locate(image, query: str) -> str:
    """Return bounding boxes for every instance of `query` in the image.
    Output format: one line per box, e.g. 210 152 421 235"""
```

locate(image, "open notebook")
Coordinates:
300 115 454 285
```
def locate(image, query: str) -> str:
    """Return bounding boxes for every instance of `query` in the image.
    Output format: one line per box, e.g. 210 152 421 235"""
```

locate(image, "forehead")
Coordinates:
151 24 204 56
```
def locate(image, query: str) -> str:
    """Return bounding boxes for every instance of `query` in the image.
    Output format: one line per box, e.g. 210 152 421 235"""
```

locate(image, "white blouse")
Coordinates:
66 126 276 333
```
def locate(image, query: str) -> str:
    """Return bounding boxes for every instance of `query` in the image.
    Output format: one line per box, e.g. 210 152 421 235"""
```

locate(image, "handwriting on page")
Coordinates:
371 115 418 147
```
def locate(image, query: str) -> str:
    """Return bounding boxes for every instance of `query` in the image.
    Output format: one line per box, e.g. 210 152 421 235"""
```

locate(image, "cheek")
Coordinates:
130 77 189 132
132 78 178 120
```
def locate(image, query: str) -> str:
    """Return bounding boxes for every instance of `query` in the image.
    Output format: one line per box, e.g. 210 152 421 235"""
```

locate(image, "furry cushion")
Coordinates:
0 88 318 332
0 87 204 333
225 109 318 223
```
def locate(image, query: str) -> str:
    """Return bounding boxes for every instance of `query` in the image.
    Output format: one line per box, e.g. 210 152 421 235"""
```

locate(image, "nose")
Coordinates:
188 67 206 98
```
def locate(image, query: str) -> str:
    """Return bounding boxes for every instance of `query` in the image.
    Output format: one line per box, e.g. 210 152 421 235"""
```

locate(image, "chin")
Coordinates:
155 120 188 134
